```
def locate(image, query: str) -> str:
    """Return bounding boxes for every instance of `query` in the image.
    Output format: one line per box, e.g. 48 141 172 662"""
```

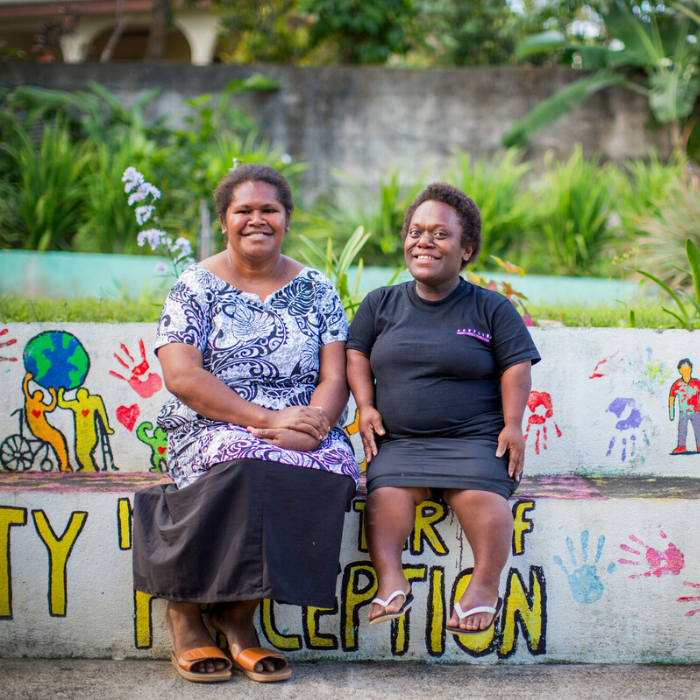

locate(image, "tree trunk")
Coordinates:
144 0 169 61
100 16 129 62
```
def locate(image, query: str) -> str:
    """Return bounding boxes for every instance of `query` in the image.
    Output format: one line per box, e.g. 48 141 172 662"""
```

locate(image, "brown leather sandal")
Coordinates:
171 646 232 683
230 646 292 682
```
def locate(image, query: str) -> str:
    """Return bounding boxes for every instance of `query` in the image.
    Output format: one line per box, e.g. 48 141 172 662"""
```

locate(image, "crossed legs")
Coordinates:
365 485 513 631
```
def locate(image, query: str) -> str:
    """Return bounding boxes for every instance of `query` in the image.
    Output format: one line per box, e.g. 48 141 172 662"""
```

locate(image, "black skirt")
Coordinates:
132 458 356 608
366 437 518 499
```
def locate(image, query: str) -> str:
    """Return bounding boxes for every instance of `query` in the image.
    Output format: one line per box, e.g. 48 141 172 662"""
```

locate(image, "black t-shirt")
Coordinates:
346 279 541 442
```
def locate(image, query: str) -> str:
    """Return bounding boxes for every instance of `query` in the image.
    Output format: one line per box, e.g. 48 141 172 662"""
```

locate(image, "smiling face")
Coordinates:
404 200 473 299
220 181 289 263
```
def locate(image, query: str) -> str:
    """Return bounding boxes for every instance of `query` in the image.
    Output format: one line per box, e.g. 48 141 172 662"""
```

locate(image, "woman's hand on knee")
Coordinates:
496 424 525 481
247 426 321 452
265 406 330 441
358 406 385 463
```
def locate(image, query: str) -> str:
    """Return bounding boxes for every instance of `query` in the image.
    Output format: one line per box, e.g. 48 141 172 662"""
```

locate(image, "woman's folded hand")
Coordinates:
247 426 321 452
266 406 330 441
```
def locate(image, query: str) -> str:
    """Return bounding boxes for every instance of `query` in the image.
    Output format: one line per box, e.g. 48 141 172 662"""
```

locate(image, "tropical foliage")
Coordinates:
504 1 700 153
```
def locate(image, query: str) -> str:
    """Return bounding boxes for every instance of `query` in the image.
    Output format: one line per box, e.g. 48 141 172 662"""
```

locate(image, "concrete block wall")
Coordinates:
1 63 672 197
1 323 700 662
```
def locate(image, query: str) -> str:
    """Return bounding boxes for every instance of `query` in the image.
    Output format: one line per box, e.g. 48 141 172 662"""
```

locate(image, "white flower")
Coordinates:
280 153 292 165
135 205 155 225
153 262 169 275
122 167 144 194
170 236 193 258
128 182 161 206
137 228 167 250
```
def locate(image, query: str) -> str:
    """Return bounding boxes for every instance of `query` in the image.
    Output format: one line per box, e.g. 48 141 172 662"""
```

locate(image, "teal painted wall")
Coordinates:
1 250 642 306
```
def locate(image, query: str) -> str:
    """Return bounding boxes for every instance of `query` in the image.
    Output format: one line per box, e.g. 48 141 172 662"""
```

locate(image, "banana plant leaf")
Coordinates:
502 71 628 149
648 69 700 122
515 30 566 61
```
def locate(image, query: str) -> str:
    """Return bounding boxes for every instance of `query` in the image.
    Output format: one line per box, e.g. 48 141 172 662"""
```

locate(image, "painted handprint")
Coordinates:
634 347 672 392
524 391 561 455
0 328 18 363
554 531 615 604
589 351 625 379
618 531 684 579
109 340 162 398
605 397 649 462
678 581 700 616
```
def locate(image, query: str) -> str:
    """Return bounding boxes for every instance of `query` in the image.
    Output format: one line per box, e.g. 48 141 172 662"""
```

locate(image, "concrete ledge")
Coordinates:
1 474 699 663
3 323 700 662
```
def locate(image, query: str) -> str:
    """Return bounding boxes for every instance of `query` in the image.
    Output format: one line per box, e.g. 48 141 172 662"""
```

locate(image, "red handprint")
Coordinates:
524 391 562 455
109 340 162 398
589 351 625 379
618 531 685 579
0 328 18 363
678 581 700 617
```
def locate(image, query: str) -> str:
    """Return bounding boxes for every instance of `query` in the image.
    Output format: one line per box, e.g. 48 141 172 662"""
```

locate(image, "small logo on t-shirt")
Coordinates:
457 328 491 343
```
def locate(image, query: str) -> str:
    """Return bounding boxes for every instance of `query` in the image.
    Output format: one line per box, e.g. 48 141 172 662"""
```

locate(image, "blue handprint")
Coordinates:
605 397 650 462
554 531 616 604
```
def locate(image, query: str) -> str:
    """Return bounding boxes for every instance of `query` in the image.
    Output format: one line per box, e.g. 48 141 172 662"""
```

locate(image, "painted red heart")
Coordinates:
116 404 140 432
81 410 90 417
32 410 41 418
157 446 166 455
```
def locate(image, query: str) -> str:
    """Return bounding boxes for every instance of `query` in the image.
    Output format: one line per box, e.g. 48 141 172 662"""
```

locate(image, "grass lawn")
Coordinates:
0 294 676 328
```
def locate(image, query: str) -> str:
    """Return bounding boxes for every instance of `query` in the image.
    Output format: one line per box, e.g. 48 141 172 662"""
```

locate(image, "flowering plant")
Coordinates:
121 167 195 277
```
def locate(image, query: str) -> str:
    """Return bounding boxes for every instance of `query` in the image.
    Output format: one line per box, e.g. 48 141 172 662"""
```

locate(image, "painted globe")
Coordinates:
23 331 90 391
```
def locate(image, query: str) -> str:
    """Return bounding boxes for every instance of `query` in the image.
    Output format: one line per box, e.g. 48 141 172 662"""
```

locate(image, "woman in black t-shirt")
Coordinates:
346 183 540 636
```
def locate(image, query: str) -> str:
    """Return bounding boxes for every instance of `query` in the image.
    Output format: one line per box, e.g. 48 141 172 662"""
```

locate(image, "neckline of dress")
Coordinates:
194 263 311 305
407 276 468 307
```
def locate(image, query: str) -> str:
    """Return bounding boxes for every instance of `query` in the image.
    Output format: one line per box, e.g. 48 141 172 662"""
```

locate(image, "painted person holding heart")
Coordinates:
132 164 357 684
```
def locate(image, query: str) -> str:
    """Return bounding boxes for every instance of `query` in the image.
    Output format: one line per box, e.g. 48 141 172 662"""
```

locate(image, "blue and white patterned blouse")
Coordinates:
155 264 357 489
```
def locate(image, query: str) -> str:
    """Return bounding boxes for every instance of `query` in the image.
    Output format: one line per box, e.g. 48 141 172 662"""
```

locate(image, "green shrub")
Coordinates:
531 147 619 276
446 148 532 268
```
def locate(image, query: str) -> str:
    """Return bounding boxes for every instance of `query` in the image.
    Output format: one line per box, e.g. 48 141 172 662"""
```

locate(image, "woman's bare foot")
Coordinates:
446 581 499 632
166 602 228 674
210 600 278 674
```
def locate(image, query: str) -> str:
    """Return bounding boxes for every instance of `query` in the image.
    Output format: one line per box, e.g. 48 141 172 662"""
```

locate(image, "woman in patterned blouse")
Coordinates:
132 164 357 684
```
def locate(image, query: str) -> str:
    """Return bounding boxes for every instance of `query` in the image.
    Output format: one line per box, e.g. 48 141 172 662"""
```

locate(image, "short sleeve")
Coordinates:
155 268 210 355
489 298 541 371
346 292 378 356
317 279 349 346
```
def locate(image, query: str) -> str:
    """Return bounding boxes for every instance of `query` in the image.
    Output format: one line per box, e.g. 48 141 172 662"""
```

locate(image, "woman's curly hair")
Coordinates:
401 182 482 268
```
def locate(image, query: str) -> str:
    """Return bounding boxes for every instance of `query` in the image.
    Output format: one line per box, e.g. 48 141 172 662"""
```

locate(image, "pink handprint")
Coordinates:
678 581 700 617
524 391 562 455
0 328 18 363
618 531 684 579
109 340 162 398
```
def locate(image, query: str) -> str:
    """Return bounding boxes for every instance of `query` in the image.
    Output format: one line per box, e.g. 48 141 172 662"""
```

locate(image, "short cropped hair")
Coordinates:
679 358 692 370
401 182 482 268
214 164 294 221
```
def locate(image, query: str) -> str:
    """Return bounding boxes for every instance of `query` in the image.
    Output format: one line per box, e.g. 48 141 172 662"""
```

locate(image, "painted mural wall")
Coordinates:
2 324 699 478
1 323 700 662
